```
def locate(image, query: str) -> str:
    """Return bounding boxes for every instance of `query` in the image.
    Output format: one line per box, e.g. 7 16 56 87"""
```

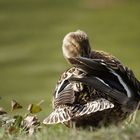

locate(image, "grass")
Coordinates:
0 0 140 139
1 123 140 140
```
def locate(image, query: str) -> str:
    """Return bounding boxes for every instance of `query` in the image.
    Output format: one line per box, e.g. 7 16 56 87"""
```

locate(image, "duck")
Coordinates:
43 30 140 128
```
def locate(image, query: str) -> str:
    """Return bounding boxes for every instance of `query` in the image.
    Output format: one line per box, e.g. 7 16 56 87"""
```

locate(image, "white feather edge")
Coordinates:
43 98 114 125
101 61 132 98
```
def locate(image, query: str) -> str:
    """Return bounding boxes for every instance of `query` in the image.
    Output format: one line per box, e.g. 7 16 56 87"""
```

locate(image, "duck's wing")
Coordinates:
70 57 140 98
92 50 140 97
44 66 114 125
53 67 85 108
43 98 114 125
53 83 75 107
43 105 72 124
69 57 108 73
69 76 129 106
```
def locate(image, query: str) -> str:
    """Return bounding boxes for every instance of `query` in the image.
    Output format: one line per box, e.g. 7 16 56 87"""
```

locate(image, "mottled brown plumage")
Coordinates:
43 30 140 128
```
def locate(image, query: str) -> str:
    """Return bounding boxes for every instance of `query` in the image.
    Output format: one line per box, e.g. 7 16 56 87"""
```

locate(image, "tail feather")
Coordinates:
75 98 114 116
43 107 72 124
43 98 114 125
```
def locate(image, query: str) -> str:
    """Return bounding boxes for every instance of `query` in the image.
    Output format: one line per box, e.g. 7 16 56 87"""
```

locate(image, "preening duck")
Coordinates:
43 30 140 128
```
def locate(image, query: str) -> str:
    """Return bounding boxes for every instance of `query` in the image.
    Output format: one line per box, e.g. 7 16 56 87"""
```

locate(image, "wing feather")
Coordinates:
54 84 75 107
70 57 140 97
69 76 130 106
43 98 114 125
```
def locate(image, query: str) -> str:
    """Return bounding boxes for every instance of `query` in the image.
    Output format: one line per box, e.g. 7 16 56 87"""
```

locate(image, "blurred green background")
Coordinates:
0 0 140 117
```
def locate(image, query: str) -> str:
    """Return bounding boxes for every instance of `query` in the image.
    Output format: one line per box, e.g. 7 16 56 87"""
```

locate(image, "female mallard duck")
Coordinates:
43 30 140 128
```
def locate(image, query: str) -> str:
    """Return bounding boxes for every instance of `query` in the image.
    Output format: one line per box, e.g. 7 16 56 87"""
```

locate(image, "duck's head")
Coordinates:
62 30 91 62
